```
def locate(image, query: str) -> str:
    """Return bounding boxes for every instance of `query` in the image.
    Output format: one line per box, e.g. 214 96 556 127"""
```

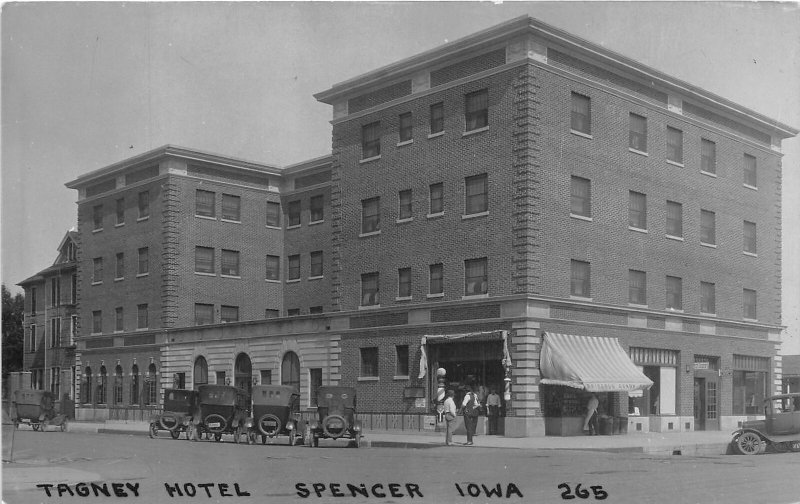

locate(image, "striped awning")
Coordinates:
539 333 653 392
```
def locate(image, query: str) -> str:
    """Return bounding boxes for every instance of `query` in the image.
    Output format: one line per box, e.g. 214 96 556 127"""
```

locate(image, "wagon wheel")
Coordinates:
170 430 181 440
214 433 222 442
148 423 158 439
354 431 362 448
736 432 762 455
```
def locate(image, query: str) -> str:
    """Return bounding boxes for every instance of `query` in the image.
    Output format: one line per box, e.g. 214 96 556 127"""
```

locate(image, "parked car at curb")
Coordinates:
731 392 800 455
11 389 67 432
149 389 199 439
250 385 305 445
304 386 362 448
190 385 252 443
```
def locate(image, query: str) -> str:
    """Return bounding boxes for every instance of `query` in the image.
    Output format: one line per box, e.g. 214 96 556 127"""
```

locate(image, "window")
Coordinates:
465 174 488 215
666 127 683 164
430 102 444 134
309 368 323 407
29 325 36 352
701 139 716 174
137 304 148 329
195 246 215 274
115 252 125 279
259 369 272 386
570 176 591 218
82 367 92 404
570 92 591 135
396 345 409 377
116 198 125 225
429 264 443 295
196 190 215 217
70 315 77 345
310 251 323 277
137 247 149 275
361 197 380 233
744 221 757 254
288 255 300 280
195 304 214 325
628 191 647 230
130 365 139 405
265 309 279 319
51 366 61 399
360 347 379 377
192 356 208 389
666 276 683 310
362 121 381 159
743 289 757 319
629 270 647 305
743 154 757 187
282 351 300 392
287 308 301 316
310 195 324 222
701 281 716 314
465 89 488 131
221 305 239 323
115 307 124 332
361 272 379 306
49 317 61 348
97 366 107 404
464 257 488 297
113 366 123 404
174 372 186 390
216 371 227 385
145 364 157 405
666 201 683 238
92 310 102 334
266 255 280 281
266 201 281 227
399 112 413 142
138 191 150 219
51 277 61 307
629 113 647 152
92 205 103 230
309 306 323 314
288 200 301 227
570 260 591 298
221 194 241 221
732 355 769 414
429 183 443 215
398 190 412 220
398 268 411 298
30 288 37 315
221 250 240 276
700 210 716 245
71 274 77 304
92 257 103 284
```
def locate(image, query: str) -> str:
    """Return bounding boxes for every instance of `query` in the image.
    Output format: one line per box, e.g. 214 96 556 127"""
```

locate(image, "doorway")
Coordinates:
694 375 719 431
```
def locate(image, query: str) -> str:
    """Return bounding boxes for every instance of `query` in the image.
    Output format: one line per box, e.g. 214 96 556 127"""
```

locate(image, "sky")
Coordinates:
2 1 799 353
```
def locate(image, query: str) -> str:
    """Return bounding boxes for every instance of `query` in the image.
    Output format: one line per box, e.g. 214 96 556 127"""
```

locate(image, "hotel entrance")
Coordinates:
694 356 720 431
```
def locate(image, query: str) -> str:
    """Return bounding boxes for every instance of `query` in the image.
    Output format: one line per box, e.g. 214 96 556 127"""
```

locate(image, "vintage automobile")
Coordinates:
149 389 199 439
731 392 800 455
304 386 362 448
189 384 252 443
11 389 67 432
250 385 305 445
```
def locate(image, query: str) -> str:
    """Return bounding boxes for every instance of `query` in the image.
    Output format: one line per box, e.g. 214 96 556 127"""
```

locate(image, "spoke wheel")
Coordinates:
736 432 762 455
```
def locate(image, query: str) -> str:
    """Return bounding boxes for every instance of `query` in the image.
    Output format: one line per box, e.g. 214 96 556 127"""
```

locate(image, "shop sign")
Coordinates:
694 362 709 370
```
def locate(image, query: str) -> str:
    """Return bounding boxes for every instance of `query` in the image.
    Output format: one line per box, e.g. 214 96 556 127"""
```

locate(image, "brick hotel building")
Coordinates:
19 16 797 436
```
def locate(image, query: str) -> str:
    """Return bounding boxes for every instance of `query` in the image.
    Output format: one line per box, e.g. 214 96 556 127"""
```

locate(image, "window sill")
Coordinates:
114 277 124 282
743 251 758 258
462 211 489 220
308 275 324 281
137 216 150 222
628 148 648 157
463 126 489 137
357 376 379 382
700 170 717 178
395 296 412 302
265 278 281 283
570 129 593 140
196 215 216 221
462 293 489 300
136 273 149 278
265 224 282 230
743 183 758 191
91 281 103 286
666 160 684 168
570 295 593 302
428 131 445 139
309 220 324 226
427 293 444 299
360 155 381 164
700 311 717 317
628 303 649 309
665 308 684 313
570 214 593 222
136 327 149 332
195 271 216 277
665 235 684 242
397 139 413 147
92 228 103 234
700 242 717 249
743 317 758 323
628 226 648 234
115 223 125 228
396 217 413 224
358 304 381 310
220 218 241 224
286 279 301 284
426 212 444 220
286 224 301 230
360 230 381 238
393 375 410 381
220 274 241 279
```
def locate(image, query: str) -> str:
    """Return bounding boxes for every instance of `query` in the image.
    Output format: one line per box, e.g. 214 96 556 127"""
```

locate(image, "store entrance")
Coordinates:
694 374 719 431
430 340 504 408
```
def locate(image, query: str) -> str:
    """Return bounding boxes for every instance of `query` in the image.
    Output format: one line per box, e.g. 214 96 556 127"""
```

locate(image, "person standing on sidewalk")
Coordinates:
584 393 599 435
461 387 479 445
486 388 501 435
443 389 457 446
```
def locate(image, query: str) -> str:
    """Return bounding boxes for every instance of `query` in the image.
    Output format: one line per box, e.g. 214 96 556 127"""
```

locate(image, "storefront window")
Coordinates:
733 370 767 415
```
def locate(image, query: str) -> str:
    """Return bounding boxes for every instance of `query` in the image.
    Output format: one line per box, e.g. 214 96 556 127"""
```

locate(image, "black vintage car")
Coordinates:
149 389 199 439
732 392 800 455
305 386 362 448
250 385 306 445
11 389 67 432
190 385 252 443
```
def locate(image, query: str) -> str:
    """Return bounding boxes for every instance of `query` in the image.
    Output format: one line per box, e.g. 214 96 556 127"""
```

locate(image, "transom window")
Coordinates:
362 121 381 159
465 89 488 131
465 174 488 215
221 194 241 221
196 190 215 217
570 176 591 218
464 258 488 296
361 197 380 234
361 272 380 306
629 113 647 151
570 92 591 135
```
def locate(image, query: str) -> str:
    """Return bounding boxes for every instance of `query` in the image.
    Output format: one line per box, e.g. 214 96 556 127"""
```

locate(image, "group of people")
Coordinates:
442 386 502 446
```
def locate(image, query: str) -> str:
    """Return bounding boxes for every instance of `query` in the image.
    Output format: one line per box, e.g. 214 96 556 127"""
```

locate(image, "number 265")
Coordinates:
558 483 608 500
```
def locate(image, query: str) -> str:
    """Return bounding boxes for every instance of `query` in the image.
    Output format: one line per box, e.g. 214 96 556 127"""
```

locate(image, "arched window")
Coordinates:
234 353 252 394
97 366 107 404
83 367 93 404
145 363 157 405
114 365 123 404
193 356 208 390
130 364 140 405
281 351 300 393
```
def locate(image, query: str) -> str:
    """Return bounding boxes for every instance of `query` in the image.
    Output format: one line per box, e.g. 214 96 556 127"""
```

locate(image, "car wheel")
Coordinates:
32 423 40 432
214 433 222 442
247 431 256 445
148 423 158 439
170 430 181 440
736 432 762 455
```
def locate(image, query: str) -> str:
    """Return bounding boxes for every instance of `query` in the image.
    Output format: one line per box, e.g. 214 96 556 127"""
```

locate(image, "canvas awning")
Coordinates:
418 331 511 379
539 332 653 392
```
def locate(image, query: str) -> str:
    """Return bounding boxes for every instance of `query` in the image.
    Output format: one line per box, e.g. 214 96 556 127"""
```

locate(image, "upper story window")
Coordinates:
398 268 411 298
701 139 716 174
430 102 444 135
195 304 214 326
361 272 380 306
92 205 103 231
465 174 488 215
138 191 150 219
700 210 716 246
744 221 757 254
92 257 103 284
464 258 488 296
71 274 77 304
743 289 757 320
221 249 240 277
50 277 61 307
92 310 102 334
395 345 409 377
221 194 241 222
666 275 683 311
701 281 716 315
398 190 412 220
570 176 591 218
29 325 37 352
570 92 591 135
360 347 379 378
362 121 381 159
196 190 215 218
570 259 591 298
629 113 647 152
221 305 239 323
137 247 149 275
287 200 301 227
429 263 443 296
115 252 125 279
628 270 646 305
399 112 413 143
429 183 443 215
666 127 683 164
265 255 280 281
137 304 148 329
310 195 324 223
195 246 215 274
666 201 683 238
288 255 300 281
115 307 124 332
30 287 37 315
310 251 323 278
465 89 488 131
628 191 647 230
266 201 281 228
743 154 757 188
361 197 380 234
116 198 125 225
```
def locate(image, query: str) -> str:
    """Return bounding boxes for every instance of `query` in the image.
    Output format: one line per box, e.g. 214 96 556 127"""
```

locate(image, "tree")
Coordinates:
2 284 25 378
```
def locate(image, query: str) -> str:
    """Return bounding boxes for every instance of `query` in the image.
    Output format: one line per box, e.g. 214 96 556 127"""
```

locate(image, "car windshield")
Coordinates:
199 387 236 403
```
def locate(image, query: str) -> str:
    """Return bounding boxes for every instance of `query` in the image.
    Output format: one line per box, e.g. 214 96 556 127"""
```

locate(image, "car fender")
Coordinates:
733 427 774 445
